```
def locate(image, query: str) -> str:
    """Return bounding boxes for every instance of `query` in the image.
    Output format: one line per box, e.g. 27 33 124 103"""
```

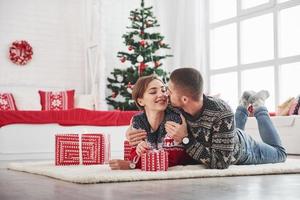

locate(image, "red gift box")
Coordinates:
124 140 132 161
55 133 110 166
141 149 169 171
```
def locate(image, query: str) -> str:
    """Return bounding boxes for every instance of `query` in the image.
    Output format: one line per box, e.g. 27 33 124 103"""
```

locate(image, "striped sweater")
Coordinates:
182 95 242 169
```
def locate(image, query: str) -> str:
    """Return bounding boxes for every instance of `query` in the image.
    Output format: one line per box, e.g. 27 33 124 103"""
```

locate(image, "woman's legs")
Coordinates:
254 106 283 147
235 91 255 130
235 106 248 130
238 91 287 165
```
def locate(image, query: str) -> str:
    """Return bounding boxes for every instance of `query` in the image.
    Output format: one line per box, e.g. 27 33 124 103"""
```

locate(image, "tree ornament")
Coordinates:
120 57 126 63
139 40 146 47
127 87 133 93
112 92 117 98
159 40 164 47
132 35 140 42
154 61 160 68
138 62 147 75
137 55 144 62
127 82 134 90
128 46 133 51
146 40 152 45
146 21 152 28
116 75 124 82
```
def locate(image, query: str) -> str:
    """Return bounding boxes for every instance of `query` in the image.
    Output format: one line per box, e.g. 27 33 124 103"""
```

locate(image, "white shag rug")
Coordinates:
7 159 300 184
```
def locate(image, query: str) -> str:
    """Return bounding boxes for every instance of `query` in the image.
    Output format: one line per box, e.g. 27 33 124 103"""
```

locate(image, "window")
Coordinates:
279 62 300 102
241 0 269 10
241 14 274 64
207 0 300 111
241 67 275 110
210 72 238 109
279 5 300 57
210 24 237 69
210 0 236 23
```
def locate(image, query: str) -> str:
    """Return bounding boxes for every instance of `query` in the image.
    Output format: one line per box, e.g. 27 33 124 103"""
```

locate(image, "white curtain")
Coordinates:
84 0 107 109
152 0 207 74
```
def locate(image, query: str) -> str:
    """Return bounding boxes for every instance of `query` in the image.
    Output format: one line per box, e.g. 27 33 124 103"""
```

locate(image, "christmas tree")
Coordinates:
106 0 172 110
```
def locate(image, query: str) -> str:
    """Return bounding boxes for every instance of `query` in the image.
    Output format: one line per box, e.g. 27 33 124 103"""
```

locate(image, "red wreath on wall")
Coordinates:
9 40 33 65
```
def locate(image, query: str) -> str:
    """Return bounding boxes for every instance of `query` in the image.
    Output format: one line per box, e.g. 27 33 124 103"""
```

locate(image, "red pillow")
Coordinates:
39 90 75 110
0 93 17 111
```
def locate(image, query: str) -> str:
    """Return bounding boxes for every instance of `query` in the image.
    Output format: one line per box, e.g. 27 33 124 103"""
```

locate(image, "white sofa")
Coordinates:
245 115 300 155
1 115 299 163
0 86 129 164
0 123 128 162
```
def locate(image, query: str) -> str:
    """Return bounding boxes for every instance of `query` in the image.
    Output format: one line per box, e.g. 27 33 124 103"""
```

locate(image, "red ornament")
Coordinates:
128 46 133 51
112 92 117 98
138 62 147 75
9 40 33 65
139 40 146 47
120 57 126 63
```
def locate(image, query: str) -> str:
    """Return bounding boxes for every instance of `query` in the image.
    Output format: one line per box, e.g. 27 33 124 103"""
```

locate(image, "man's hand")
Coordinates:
109 159 130 170
126 126 147 146
165 114 188 143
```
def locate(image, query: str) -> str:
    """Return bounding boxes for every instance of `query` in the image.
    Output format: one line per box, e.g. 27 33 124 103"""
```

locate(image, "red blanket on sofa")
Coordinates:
0 108 139 127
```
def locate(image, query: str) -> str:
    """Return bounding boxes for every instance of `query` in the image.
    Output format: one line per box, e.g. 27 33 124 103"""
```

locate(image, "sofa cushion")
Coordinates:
0 93 17 111
75 94 95 110
39 89 75 110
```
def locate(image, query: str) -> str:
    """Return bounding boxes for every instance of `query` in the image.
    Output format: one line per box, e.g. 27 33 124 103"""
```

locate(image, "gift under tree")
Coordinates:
106 0 172 110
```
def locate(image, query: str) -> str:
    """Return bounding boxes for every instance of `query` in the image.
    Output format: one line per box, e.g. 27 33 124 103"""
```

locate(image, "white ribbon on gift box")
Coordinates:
78 133 83 165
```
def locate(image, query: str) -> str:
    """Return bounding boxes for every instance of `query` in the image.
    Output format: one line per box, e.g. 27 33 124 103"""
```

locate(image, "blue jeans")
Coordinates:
235 106 287 165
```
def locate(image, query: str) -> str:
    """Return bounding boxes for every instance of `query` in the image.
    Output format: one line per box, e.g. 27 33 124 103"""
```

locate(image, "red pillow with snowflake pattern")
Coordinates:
0 93 17 111
39 90 75 111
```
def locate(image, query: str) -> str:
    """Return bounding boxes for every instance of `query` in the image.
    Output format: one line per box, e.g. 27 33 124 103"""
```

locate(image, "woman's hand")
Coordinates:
109 159 131 170
136 141 149 156
126 126 147 146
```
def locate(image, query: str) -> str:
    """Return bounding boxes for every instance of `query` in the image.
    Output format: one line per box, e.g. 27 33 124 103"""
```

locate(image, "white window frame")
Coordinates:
206 0 300 109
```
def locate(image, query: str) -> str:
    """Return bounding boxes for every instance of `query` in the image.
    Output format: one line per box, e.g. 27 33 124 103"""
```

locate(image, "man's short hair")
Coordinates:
170 68 203 101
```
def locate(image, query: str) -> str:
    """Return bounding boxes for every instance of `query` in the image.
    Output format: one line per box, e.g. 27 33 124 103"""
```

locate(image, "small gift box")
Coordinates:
55 133 110 166
141 149 169 171
124 140 132 161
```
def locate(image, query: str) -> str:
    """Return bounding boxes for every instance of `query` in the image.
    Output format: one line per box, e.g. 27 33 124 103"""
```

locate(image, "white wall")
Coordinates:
0 0 87 93
0 0 206 109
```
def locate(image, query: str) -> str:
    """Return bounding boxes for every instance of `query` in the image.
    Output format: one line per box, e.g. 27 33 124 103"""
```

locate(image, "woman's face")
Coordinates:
138 79 168 112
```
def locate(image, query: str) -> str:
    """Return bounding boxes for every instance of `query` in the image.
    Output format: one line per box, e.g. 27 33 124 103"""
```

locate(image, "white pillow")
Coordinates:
75 94 95 110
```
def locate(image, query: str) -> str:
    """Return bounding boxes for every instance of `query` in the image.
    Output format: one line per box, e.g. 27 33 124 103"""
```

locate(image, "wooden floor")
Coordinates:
1 156 300 200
